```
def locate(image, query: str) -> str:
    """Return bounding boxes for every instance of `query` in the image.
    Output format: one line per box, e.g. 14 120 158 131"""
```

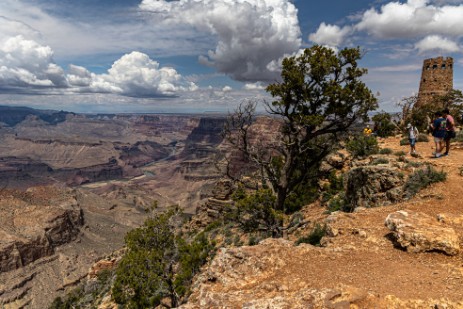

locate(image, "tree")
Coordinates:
371 111 396 137
224 45 377 214
435 89 463 125
397 94 432 132
112 208 213 308
232 187 283 237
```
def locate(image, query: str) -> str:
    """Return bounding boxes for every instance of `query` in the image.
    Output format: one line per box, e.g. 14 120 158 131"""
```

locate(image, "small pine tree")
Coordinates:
112 208 214 308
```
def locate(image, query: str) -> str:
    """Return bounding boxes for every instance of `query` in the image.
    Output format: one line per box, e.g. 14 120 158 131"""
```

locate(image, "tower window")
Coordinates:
432 64 438 69
441 64 446 69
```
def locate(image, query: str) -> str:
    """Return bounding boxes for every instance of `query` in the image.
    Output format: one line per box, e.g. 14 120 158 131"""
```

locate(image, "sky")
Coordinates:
0 0 462 114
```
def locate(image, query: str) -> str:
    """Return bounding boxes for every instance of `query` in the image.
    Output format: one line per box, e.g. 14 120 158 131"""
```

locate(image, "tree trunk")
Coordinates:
276 187 287 213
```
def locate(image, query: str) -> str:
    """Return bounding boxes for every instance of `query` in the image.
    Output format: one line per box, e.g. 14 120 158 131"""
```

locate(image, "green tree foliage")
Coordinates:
224 45 378 216
295 223 327 246
371 111 396 137
112 208 213 308
435 89 463 125
346 134 379 158
232 188 284 238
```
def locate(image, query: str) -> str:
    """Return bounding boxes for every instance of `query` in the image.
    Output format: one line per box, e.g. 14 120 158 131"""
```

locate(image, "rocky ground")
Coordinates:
182 136 463 308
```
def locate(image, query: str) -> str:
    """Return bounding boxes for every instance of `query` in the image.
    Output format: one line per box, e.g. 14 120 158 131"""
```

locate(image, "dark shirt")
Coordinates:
433 117 446 138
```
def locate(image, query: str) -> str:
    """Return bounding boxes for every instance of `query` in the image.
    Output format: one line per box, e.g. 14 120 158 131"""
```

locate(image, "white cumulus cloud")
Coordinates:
355 0 463 39
414 35 460 53
0 32 196 97
89 52 197 97
139 0 302 82
309 23 351 49
0 35 67 89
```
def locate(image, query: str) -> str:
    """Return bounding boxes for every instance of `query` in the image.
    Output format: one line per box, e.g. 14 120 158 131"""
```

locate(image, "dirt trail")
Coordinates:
302 136 463 301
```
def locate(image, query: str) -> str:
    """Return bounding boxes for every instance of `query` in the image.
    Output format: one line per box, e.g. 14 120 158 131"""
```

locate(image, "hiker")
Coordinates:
372 123 379 136
430 111 446 158
406 123 419 155
442 108 455 156
363 125 372 136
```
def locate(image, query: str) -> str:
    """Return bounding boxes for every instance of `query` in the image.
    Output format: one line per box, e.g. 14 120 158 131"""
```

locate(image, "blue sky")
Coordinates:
0 0 462 113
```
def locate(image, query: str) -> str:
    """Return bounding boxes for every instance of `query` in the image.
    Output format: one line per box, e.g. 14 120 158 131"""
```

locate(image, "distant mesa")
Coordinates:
416 56 453 108
0 105 73 127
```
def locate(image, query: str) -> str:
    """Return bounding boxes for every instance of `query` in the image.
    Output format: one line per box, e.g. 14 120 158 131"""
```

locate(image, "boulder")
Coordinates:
385 211 460 255
345 166 404 210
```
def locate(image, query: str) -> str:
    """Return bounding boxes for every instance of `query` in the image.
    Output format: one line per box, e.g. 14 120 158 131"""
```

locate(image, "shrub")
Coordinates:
248 233 265 246
399 138 409 146
326 192 347 213
295 223 327 246
232 189 284 237
284 179 319 213
405 161 424 168
394 150 406 156
403 166 447 198
371 157 389 165
346 134 379 158
379 148 393 155
321 171 344 204
417 133 429 142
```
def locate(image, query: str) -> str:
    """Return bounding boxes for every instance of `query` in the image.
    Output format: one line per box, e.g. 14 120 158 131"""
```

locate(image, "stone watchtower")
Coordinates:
416 56 453 108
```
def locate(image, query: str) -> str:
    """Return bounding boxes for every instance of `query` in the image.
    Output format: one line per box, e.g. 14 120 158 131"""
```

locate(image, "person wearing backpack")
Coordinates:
442 108 455 156
431 111 446 158
406 123 419 155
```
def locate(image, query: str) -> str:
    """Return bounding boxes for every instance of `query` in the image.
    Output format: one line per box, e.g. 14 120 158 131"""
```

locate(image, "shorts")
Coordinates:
409 138 416 146
434 137 443 143
444 131 456 140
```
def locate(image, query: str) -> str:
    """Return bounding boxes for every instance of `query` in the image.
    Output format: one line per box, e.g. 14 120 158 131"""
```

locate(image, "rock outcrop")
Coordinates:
345 166 404 210
385 210 460 255
192 179 233 228
0 187 83 272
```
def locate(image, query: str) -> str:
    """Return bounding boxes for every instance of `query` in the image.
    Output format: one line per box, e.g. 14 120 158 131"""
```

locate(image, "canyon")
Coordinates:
0 106 227 308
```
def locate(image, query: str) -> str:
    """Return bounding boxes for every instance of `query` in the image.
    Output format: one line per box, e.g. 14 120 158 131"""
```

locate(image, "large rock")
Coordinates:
345 166 404 210
385 210 460 255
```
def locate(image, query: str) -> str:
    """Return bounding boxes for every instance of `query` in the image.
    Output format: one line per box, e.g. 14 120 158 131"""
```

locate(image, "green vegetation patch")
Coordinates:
295 223 327 246
379 148 393 155
403 166 447 199
112 208 214 308
346 134 379 158
371 157 389 165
